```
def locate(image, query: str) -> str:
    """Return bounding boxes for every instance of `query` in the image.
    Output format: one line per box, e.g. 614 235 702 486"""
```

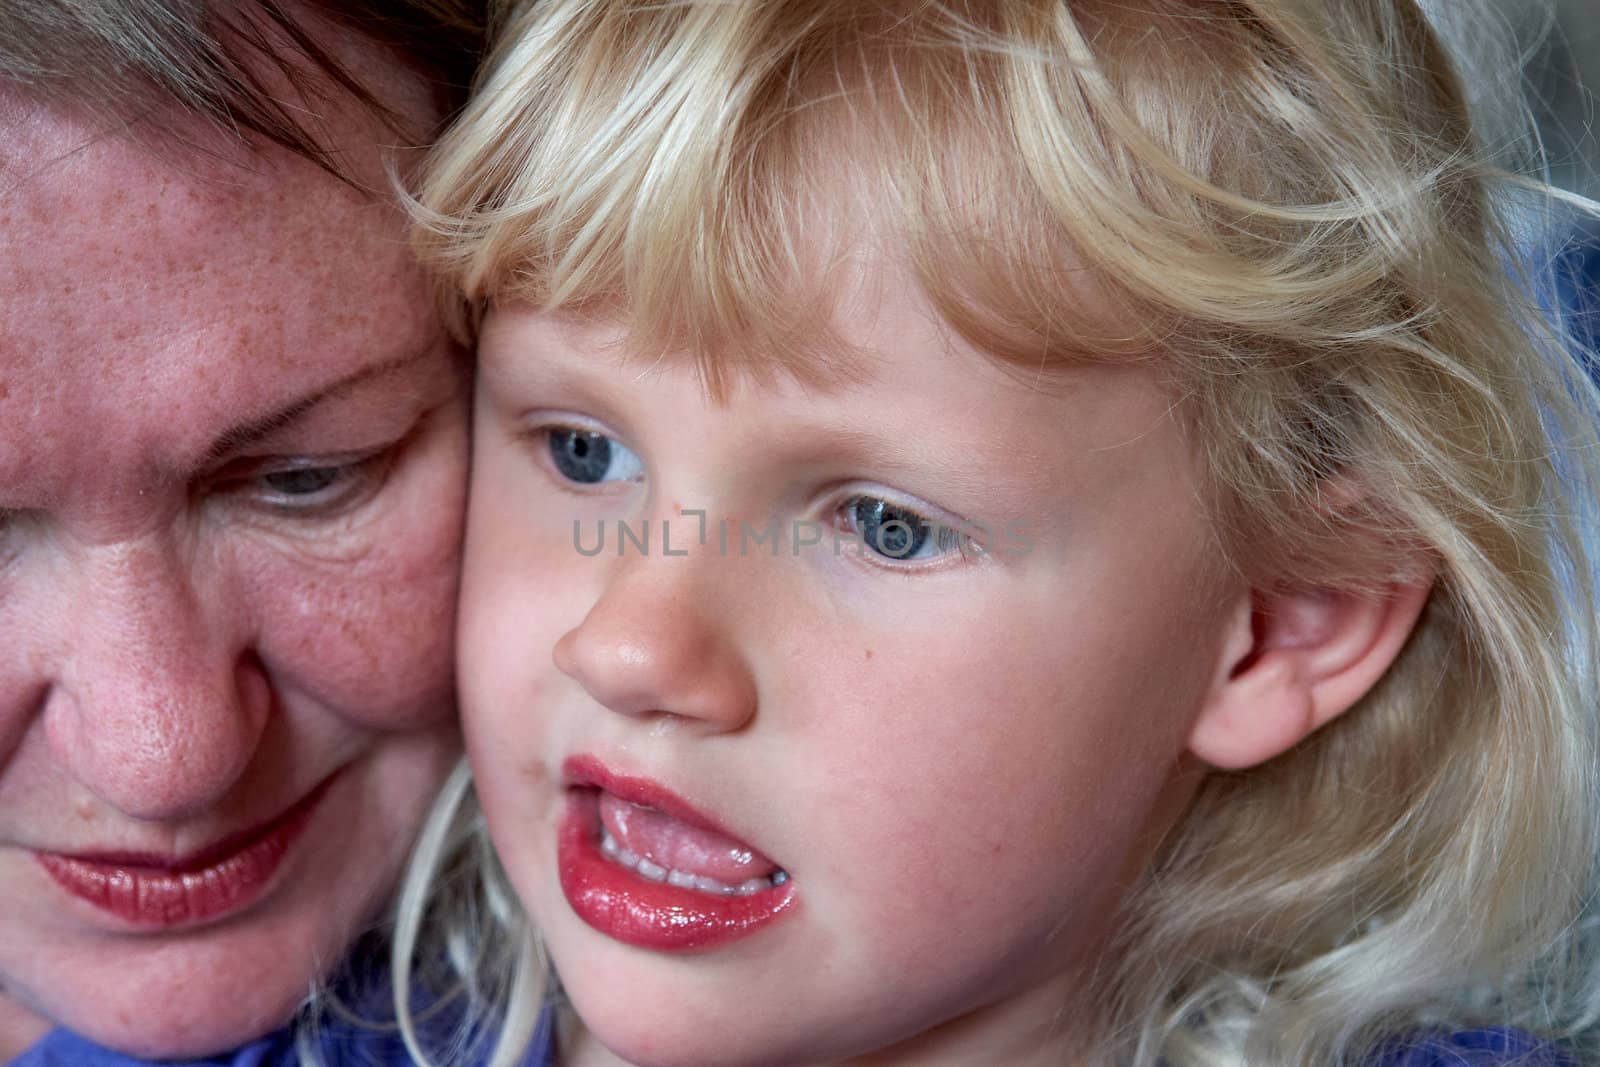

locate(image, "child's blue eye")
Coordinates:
844 496 966 562
547 428 644 485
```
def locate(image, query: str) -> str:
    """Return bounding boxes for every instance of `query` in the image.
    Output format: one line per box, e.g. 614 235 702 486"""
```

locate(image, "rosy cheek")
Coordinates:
808 607 1174 887
242 431 467 731
457 485 581 716
457 586 536 745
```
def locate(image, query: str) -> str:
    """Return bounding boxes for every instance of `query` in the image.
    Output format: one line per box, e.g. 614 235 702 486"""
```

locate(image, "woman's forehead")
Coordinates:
0 96 447 486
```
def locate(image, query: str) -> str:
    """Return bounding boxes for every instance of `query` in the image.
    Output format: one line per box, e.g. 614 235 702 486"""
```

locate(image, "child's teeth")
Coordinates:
598 826 788 895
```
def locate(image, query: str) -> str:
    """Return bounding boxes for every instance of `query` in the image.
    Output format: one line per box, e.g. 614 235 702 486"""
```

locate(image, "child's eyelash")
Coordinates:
832 493 981 567
519 419 982 569
524 421 645 487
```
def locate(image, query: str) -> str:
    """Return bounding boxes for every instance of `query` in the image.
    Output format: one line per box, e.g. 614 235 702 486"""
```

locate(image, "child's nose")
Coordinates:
553 556 757 733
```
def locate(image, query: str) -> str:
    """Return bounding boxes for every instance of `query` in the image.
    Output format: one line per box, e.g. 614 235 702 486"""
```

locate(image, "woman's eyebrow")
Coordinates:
199 349 434 465
206 348 441 457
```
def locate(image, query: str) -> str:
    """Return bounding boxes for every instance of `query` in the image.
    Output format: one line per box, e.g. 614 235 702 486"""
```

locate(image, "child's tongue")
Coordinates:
598 791 778 883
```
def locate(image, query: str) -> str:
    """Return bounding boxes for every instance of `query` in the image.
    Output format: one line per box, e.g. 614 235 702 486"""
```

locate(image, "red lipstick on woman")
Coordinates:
35 775 335 928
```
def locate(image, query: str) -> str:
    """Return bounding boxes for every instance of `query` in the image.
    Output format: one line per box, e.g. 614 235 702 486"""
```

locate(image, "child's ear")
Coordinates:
1187 577 1433 770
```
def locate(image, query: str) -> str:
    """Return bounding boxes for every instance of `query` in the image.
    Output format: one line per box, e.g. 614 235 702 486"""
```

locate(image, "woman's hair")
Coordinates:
0 0 486 177
397 2 1600 1064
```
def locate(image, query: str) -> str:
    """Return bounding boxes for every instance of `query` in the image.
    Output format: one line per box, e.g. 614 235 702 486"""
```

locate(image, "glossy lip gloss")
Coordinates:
559 755 797 951
35 774 336 928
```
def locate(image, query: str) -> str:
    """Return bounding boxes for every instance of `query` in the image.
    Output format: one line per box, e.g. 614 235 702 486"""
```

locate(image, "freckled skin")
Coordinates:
0 75 465 1062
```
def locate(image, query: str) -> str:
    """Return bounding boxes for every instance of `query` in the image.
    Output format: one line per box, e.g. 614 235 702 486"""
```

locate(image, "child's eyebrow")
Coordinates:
752 424 906 467
749 417 1046 504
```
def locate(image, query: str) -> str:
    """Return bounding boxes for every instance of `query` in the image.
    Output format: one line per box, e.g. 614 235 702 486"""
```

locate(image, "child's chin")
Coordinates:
566 981 807 1067
579 1017 735 1067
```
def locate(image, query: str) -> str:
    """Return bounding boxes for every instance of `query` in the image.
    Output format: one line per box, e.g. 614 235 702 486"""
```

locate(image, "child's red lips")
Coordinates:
558 755 796 950
562 755 758 840
596 788 784 889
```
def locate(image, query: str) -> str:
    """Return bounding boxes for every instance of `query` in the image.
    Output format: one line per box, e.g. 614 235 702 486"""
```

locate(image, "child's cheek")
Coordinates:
454 447 584 802
791 556 1225 982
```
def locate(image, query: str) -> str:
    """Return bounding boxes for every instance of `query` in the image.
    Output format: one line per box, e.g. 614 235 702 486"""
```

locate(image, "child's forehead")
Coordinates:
482 274 1120 434
479 296 1186 492
487 231 1110 409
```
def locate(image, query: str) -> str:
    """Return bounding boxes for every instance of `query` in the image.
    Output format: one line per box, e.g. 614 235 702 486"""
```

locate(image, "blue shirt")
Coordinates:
12 1025 406 1066
1552 218 1600 382
1368 1027 1577 1066
9 1013 554 1067
10 1023 1561 1065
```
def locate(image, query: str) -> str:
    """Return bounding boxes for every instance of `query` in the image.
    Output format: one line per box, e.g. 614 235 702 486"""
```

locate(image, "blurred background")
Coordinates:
1422 0 1598 195
1530 0 1597 196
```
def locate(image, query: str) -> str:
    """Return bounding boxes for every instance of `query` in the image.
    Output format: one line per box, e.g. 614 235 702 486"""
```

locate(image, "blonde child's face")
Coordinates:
461 258 1245 1065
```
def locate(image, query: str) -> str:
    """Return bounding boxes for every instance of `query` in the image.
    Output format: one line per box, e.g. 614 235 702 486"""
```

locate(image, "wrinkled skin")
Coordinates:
0 44 466 1061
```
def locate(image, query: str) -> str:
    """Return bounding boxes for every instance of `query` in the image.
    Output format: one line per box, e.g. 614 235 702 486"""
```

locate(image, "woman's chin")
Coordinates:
43 982 304 1061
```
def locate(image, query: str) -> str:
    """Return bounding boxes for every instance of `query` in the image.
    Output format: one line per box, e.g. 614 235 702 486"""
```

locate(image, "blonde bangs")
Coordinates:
409 1 1348 384
412 1 1488 381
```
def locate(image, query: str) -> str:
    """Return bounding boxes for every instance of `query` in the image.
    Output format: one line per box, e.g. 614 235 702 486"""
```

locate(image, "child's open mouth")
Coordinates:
557 757 797 951
597 789 791 896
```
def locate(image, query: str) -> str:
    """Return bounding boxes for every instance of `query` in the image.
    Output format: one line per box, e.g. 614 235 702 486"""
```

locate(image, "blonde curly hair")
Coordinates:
395 2 1600 1064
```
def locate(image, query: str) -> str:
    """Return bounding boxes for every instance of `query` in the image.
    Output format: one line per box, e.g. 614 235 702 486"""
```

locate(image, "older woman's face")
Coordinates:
0 86 465 1058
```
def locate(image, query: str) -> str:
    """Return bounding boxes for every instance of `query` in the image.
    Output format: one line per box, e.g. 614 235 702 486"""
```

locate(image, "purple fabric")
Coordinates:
9 1012 554 1067
7 933 554 1067
13 1022 1556 1066
1367 1027 1576 1066
1553 220 1600 379
11 1025 402 1067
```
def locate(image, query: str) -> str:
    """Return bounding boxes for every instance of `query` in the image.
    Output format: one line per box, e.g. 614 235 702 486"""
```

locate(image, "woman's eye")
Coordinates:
260 467 344 496
247 457 382 514
547 428 644 485
841 496 966 563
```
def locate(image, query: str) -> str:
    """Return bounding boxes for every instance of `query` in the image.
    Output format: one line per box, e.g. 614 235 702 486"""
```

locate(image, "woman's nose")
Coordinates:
42 539 269 822
553 552 758 733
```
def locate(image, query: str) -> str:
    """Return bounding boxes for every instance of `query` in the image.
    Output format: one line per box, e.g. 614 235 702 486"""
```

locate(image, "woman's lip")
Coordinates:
33 774 338 928
558 790 796 952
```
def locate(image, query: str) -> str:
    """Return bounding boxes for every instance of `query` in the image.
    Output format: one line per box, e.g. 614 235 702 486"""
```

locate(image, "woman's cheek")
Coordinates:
238 416 468 730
